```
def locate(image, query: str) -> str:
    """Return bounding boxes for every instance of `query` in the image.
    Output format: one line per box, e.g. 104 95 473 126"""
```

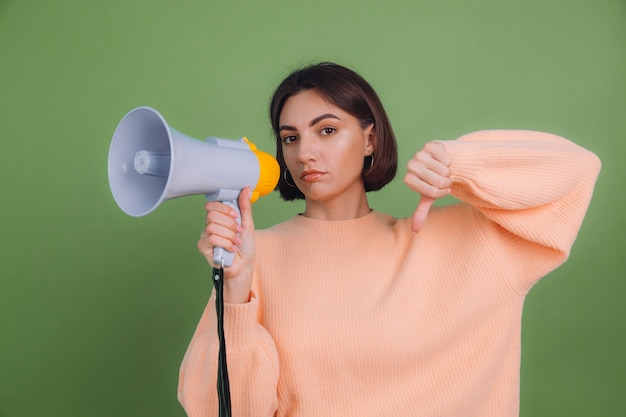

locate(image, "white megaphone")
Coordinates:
108 106 280 267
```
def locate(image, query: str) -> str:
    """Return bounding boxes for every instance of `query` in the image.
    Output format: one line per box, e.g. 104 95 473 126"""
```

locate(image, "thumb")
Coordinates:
411 196 435 232
238 187 255 232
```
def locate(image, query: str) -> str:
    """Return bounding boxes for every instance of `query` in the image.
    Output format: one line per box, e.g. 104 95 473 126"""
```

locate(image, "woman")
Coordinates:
178 62 601 417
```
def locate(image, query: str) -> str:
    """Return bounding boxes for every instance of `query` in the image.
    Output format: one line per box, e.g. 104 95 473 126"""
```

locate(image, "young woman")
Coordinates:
178 62 601 417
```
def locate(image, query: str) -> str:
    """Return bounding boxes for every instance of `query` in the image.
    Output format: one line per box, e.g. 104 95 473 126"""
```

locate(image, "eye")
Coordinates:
281 135 297 144
321 127 336 136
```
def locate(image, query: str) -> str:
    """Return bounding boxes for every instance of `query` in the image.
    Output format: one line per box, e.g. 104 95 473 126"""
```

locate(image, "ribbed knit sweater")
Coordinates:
178 130 601 417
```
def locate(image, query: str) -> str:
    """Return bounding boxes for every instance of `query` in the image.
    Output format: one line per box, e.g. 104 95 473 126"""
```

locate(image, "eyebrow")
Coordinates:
279 113 341 132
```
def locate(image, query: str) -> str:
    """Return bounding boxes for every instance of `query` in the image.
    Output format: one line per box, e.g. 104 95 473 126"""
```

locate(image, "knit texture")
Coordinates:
178 130 601 417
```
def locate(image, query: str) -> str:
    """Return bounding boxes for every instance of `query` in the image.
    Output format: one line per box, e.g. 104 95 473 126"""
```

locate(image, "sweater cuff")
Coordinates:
223 291 260 344
439 137 492 180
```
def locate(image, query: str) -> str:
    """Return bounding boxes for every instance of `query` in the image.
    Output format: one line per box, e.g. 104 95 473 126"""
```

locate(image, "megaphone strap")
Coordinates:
213 266 232 417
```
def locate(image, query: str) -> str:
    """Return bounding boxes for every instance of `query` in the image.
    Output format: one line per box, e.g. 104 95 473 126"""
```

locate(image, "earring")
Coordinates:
283 169 296 188
366 154 374 169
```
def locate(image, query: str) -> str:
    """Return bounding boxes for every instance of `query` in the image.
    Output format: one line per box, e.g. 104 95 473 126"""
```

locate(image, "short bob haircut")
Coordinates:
269 62 398 201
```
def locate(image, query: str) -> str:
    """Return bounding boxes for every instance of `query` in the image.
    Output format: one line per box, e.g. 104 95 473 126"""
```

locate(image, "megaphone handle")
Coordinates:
213 200 240 268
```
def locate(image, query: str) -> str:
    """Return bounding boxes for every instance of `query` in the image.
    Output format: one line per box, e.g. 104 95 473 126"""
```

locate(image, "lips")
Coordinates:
300 170 325 182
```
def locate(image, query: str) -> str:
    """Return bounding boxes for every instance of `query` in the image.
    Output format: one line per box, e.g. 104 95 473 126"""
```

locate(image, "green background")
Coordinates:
1 0 624 416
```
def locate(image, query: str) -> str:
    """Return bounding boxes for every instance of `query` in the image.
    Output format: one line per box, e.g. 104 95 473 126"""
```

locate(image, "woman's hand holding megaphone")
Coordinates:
199 187 256 304
404 141 453 232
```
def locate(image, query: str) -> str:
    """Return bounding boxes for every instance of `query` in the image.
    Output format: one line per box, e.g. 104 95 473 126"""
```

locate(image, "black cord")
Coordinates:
213 266 232 417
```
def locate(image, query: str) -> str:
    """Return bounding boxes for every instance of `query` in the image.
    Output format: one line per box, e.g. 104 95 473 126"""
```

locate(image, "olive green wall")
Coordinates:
1 0 624 416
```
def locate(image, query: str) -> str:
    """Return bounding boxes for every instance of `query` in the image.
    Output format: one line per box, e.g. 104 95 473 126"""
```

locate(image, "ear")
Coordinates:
363 123 376 156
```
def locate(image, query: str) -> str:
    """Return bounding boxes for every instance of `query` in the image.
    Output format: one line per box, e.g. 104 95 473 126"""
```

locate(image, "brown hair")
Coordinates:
269 62 398 201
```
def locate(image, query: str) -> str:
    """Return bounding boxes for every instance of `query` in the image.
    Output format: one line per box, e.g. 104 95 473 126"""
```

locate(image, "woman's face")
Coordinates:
279 89 375 204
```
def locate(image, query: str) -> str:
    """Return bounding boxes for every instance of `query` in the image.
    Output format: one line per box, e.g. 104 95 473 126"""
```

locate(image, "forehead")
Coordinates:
280 89 347 125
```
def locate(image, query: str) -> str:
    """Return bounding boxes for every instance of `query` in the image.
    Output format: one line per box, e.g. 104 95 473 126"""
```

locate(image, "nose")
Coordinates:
296 135 318 164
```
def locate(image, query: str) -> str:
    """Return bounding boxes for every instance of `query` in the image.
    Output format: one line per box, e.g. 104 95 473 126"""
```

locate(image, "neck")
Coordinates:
302 193 371 221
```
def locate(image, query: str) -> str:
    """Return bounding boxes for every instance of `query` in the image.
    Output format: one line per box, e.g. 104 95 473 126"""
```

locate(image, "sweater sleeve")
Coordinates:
177 290 279 417
442 129 601 294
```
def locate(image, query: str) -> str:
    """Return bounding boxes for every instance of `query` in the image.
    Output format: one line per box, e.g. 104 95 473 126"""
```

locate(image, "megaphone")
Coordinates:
108 106 280 267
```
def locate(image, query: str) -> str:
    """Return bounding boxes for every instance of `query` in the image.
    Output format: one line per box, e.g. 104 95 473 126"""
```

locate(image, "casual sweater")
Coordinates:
178 130 601 417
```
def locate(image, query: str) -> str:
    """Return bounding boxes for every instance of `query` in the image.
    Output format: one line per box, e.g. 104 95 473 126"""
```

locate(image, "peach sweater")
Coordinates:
178 130 601 417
